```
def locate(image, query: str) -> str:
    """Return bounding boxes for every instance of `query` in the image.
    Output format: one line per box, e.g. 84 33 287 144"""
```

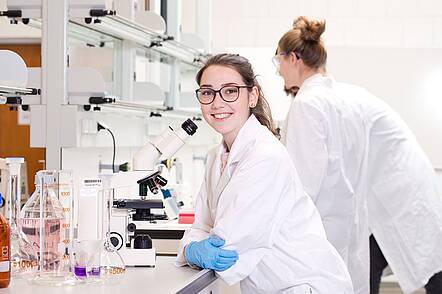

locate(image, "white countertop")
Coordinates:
2 257 216 294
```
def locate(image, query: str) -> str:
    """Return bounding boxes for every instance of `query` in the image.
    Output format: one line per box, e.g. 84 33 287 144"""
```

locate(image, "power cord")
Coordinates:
97 122 116 173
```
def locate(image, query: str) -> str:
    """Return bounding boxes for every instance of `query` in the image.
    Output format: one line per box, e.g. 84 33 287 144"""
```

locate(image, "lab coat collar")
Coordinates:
212 115 263 201
219 114 263 174
301 73 335 90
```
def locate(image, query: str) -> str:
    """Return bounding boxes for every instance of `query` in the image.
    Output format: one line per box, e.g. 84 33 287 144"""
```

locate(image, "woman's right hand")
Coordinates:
185 236 239 271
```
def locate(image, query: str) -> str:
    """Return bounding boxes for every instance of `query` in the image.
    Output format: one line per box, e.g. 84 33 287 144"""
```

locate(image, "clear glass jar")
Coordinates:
5 157 36 278
20 170 73 285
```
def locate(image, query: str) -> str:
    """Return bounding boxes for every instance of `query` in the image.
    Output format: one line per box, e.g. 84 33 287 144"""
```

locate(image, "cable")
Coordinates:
97 122 116 173
108 129 116 173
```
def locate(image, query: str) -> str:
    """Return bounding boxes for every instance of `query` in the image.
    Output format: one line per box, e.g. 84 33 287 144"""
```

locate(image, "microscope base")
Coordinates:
120 247 156 267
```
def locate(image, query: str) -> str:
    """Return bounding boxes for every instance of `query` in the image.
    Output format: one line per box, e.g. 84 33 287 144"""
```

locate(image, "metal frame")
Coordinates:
67 96 201 119
175 269 217 294
121 39 136 101
164 0 181 110
0 85 37 96
41 0 68 169
196 0 213 53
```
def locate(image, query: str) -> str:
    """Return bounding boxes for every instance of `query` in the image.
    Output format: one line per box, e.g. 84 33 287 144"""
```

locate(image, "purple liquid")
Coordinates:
88 267 101 277
74 266 87 278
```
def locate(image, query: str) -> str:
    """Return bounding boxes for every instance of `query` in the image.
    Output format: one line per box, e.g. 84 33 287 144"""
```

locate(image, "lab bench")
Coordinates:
1 256 218 294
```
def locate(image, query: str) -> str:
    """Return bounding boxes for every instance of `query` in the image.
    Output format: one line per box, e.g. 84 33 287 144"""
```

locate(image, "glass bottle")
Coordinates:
20 170 73 285
5 157 36 277
0 212 10 288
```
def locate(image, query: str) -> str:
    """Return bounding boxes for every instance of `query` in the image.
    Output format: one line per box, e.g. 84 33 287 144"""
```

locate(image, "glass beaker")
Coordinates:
72 239 101 283
20 170 75 285
5 157 36 278
97 176 125 284
56 170 75 273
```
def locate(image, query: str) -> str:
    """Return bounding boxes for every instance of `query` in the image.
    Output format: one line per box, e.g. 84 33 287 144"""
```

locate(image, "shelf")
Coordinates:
109 100 201 118
26 14 208 67
135 47 202 75
70 14 209 66
0 85 39 106
68 95 202 119
0 85 38 96
100 103 202 121
27 18 116 48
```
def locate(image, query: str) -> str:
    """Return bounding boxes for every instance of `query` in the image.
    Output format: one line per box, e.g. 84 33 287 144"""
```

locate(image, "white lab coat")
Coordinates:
365 88 442 293
281 74 442 294
176 115 353 294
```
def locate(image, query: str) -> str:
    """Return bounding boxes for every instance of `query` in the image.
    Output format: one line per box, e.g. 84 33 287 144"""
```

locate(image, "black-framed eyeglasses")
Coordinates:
195 85 253 105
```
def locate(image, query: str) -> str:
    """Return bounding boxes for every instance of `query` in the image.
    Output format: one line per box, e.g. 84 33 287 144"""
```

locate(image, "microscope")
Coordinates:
105 119 197 267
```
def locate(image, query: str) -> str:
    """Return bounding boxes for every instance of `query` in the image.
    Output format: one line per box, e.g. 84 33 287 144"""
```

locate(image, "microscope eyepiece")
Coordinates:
181 119 198 136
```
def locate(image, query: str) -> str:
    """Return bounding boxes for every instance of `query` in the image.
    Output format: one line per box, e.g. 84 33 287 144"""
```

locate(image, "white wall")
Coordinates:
184 0 442 50
181 0 442 173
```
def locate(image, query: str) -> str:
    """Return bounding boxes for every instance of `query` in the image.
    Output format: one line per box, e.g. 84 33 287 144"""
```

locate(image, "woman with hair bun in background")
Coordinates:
274 16 442 294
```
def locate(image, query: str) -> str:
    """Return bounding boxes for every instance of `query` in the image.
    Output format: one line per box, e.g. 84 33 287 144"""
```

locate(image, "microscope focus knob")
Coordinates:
109 232 124 250
127 223 137 232
134 234 153 249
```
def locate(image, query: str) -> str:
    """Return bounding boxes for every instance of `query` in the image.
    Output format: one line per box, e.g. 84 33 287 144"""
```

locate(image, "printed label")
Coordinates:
80 178 101 199
0 261 10 272
82 178 102 189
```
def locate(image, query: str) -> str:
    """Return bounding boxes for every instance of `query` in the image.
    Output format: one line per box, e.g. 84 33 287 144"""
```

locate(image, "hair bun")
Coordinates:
292 16 325 42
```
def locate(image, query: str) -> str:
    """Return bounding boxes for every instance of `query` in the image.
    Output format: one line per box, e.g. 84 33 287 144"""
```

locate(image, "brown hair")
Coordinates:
278 16 327 69
196 53 278 137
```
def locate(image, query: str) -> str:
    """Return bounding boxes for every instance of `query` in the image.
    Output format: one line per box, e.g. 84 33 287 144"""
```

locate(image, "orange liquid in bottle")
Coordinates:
0 213 10 288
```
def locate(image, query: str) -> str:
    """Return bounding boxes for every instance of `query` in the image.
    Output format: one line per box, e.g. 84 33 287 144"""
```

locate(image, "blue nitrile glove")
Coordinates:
185 236 239 271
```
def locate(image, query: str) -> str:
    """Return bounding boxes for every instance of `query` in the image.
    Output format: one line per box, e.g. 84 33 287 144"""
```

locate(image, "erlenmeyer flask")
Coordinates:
20 170 75 285
5 157 36 278
98 179 125 284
